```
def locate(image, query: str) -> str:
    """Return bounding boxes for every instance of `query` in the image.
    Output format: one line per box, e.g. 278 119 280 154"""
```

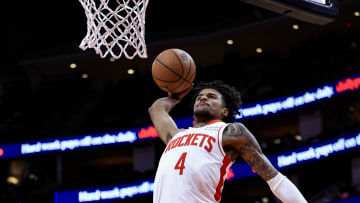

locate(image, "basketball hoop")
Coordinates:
78 0 149 59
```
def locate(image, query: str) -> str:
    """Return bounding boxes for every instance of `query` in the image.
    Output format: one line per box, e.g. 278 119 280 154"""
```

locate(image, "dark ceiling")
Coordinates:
0 0 356 62
1 0 273 56
0 0 357 85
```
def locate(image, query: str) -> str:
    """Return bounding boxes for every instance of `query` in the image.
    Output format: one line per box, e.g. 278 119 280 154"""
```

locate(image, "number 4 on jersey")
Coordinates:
174 152 187 175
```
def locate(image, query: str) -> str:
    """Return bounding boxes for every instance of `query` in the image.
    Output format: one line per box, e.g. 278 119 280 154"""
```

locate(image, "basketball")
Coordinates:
152 48 196 93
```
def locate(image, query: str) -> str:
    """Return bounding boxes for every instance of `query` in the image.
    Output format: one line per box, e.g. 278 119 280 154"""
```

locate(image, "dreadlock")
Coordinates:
192 80 242 123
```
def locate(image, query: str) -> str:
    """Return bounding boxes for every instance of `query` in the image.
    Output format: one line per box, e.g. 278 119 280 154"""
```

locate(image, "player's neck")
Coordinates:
193 118 222 128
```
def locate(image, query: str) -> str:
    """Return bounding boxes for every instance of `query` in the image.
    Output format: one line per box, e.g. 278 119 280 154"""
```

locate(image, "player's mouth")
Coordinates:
198 102 210 107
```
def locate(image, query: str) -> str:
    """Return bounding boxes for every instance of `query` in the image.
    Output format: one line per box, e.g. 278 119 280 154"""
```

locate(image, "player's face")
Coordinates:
193 89 228 120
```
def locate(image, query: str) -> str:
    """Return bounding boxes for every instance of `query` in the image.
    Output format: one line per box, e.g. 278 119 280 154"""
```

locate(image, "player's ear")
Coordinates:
221 108 229 118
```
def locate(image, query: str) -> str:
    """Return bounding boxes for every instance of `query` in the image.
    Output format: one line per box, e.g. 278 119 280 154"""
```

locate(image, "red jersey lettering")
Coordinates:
204 137 216 152
184 134 195 146
165 133 214 153
199 134 209 147
165 139 175 152
172 137 182 149
191 134 200 146
178 135 187 147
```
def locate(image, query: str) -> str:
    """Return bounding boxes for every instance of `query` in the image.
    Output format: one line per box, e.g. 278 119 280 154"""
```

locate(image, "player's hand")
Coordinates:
168 86 193 100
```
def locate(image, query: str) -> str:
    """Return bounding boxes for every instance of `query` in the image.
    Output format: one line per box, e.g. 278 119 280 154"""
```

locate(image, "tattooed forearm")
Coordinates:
226 123 278 181
239 142 277 181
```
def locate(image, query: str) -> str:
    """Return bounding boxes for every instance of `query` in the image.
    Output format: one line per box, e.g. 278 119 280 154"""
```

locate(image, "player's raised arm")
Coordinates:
148 96 180 144
148 88 192 145
223 122 307 203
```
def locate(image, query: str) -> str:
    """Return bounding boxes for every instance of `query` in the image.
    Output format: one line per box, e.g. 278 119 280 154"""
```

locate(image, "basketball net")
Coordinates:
78 0 149 59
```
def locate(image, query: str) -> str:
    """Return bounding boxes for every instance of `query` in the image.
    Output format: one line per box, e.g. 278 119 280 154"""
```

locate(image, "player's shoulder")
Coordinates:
225 122 246 130
223 122 248 138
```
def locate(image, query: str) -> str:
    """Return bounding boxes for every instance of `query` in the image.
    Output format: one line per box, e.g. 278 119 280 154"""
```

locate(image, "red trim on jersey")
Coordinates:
214 155 232 201
193 119 222 128
217 125 225 157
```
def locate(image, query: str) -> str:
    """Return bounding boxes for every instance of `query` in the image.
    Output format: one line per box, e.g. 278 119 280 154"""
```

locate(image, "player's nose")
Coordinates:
199 95 208 101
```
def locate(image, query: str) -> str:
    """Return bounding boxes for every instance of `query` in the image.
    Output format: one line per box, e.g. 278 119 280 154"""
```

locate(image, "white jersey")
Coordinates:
153 120 233 203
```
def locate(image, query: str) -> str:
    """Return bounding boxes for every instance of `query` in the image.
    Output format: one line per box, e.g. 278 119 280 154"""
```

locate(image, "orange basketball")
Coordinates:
152 48 196 93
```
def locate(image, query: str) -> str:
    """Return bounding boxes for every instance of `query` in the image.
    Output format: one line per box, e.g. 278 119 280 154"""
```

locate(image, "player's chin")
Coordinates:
194 108 212 118
194 106 207 112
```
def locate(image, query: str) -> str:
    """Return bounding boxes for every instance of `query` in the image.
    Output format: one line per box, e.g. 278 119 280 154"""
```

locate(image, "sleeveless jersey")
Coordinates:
153 120 233 203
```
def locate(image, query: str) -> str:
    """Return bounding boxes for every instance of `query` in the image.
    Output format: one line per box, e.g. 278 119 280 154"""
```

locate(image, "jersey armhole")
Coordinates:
217 123 230 157
165 129 183 146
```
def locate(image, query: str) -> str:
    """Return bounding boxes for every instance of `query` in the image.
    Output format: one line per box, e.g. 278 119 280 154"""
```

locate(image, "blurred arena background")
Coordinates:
1 0 360 202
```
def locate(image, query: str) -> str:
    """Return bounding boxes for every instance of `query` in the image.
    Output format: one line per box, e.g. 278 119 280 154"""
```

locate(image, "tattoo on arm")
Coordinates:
227 123 277 181
226 123 242 137
239 142 277 181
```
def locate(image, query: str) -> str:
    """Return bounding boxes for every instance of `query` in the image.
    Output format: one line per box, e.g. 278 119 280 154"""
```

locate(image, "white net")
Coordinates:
78 0 149 59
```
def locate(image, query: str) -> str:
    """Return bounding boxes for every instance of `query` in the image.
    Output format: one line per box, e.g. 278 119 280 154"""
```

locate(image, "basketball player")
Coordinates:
149 80 307 203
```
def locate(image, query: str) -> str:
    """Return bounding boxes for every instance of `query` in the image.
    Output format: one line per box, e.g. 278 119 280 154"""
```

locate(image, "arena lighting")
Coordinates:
273 138 282 144
0 74 359 160
54 180 154 203
262 197 270 203
0 131 137 159
53 131 360 202
336 77 360 92
237 74 360 119
137 126 158 139
82 73 88 79
7 176 19 185
292 24 299 30
295 135 302 141
21 132 137 154
237 85 334 119
70 63 77 69
276 132 360 168
226 40 234 45
127 69 135 75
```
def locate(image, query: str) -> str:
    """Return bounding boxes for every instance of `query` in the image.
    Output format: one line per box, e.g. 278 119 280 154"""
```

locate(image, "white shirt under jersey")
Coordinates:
153 120 234 203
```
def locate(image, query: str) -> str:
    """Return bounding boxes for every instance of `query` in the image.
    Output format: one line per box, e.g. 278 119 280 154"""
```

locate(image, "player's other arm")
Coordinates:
148 89 191 145
223 123 307 203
